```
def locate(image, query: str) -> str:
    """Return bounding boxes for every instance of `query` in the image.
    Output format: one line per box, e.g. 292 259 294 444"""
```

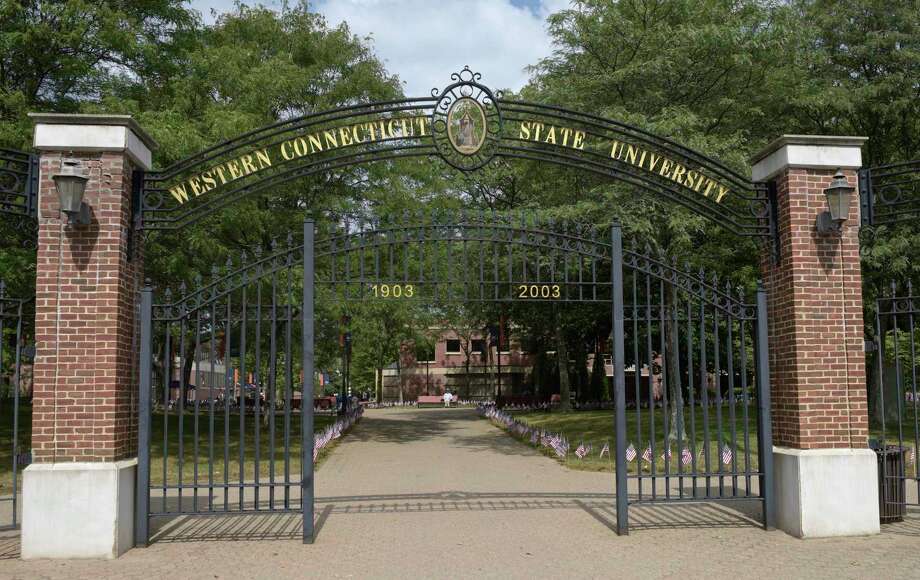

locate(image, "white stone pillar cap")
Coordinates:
750 134 868 182
29 113 158 170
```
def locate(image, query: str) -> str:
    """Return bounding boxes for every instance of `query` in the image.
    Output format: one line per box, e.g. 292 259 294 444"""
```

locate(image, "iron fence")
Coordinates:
0 282 33 530
137 213 773 543
870 281 920 522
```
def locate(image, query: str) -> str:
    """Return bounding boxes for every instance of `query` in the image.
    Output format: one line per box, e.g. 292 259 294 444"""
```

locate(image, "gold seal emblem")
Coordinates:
447 98 487 155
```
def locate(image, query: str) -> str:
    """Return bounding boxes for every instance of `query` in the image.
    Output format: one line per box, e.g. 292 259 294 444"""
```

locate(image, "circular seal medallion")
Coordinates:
447 98 487 155
430 67 502 171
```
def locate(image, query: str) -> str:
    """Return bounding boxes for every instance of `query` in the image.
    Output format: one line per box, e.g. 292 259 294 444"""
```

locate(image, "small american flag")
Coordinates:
721 444 733 465
624 443 636 462
575 442 587 459
641 444 653 464
660 447 673 462
600 441 611 459
681 447 692 466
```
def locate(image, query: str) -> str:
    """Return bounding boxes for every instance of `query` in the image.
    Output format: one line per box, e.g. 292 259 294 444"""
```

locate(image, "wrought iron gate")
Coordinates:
136 212 773 542
869 282 920 522
136 222 315 545
0 282 33 530
612 242 774 534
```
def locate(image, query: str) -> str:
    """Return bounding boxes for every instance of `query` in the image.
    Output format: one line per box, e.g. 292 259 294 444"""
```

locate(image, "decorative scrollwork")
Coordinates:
430 66 502 171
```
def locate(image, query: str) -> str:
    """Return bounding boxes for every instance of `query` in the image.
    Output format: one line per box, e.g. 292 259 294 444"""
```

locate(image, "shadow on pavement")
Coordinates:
148 490 767 544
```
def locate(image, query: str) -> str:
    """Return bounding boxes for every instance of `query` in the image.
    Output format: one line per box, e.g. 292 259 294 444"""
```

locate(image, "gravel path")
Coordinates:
1 406 919 579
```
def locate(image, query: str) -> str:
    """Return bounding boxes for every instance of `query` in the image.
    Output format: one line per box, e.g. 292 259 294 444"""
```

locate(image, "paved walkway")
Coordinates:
1 407 920 579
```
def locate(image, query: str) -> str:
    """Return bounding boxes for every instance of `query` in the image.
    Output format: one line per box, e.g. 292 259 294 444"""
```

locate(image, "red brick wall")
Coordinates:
761 167 868 449
32 151 142 462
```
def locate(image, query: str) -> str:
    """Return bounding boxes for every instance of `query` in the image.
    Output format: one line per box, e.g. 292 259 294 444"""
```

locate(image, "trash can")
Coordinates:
870 442 907 524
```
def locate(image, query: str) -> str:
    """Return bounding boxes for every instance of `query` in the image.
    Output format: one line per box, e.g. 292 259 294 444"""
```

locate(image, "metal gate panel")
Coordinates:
0 283 33 530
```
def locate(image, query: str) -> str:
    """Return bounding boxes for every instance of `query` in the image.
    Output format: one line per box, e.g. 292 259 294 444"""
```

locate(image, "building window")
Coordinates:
472 339 486 354
445 339 461 354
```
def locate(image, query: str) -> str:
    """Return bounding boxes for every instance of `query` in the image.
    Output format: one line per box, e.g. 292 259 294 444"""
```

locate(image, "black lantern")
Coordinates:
52 158 90 225
816 169 854 234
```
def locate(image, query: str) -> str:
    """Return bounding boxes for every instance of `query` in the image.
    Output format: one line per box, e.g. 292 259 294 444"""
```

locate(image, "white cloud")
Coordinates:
315 0 566 95
186 0 569 96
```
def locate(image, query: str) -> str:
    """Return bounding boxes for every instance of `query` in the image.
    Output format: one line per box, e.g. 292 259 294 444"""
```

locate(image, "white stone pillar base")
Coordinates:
774 447 879 538
22 459 137 559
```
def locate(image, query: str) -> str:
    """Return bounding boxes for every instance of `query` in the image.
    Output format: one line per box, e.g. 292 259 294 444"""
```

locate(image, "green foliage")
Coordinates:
1 0 919 386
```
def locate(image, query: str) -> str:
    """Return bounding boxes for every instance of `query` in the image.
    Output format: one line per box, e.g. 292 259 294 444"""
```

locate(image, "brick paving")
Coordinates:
1 407 918 579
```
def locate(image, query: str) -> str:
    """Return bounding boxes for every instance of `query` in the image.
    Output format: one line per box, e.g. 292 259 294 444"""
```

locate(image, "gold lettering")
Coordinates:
560 127 572 147
378 120 389 139
169 184 191 204
638 150 647 169
281 141 295 160
387 120 399 139
188 176 204 197
683 170 698 189
226 160 242 180
213 166 228 185
610 140 624 160
339 126 354 147
255 149 272 170
323 130 338 149
647 153 661 173
545 125 557 145
670 164 687 184
240 154 258 175
351 124 363 144
293 138 308 158
694 174 707 192
308 133 323 153
532 123 545 141
702 178 717 198
624 145 637 165
715 185 729 203
519 122 531 140
400 118 410 137
415 117 430 136
201 171 217 191
658 158 673 178
572 130 586 150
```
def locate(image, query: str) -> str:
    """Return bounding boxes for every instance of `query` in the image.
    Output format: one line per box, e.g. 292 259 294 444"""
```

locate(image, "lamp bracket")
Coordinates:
815 211 842 235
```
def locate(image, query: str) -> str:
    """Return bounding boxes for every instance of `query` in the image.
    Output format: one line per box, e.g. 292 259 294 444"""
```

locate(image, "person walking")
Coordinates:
443 390 453 408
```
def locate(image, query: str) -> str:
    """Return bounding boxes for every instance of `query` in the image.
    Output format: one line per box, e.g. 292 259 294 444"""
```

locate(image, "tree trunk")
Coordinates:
555 318 571 411
665 283 687 443
397 358 403 404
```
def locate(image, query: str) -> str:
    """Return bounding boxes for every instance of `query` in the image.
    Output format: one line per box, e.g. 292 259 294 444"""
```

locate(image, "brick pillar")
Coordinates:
752 135 878 538
22 114 156 559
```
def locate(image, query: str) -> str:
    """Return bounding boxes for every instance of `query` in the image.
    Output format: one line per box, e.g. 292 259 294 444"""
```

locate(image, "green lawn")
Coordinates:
497 407 920 476
0 404 343 490
147 409 340 486
503 408 761 475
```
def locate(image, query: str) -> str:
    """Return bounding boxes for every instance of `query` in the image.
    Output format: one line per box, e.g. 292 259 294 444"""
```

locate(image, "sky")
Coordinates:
186 0 568 96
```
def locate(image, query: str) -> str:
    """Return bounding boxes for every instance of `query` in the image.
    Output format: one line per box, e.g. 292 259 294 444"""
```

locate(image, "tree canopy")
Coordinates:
1 0 918 397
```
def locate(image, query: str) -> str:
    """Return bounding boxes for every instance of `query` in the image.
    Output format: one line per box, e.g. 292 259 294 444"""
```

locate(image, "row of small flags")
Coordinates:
478 404 920 469
478 404 754 466
364 399 478 409
479 404 612 461
313 406 364 463
626 441 733 466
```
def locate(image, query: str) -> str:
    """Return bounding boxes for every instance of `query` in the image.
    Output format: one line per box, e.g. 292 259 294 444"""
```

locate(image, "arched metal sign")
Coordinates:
138 67 773 241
